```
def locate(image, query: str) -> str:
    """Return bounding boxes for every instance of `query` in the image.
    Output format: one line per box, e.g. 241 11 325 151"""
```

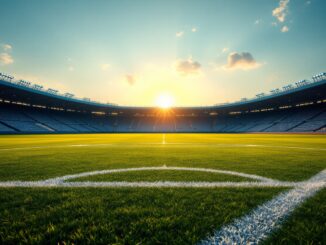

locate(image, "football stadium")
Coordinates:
0 1 325 244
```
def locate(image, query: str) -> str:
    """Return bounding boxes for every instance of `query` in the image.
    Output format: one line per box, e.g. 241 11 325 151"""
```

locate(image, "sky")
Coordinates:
0 0 325 106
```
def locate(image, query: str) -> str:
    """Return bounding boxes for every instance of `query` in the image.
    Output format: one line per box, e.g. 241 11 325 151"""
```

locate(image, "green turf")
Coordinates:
0 133 325 244
0 188 283 244
263 188 326 245
0 134 325 181
71 169 250 182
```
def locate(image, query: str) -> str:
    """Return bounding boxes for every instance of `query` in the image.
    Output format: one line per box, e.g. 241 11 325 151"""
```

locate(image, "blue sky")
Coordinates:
0 0 325 106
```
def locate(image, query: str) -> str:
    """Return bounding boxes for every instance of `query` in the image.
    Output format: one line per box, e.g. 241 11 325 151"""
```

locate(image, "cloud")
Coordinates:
0 43 14 65
0 53 14 65
101 63 111 71
281 25 289 32
191 27 197 32
125 74 136 85
272 0 290 23
174 58 201 76
176 31 184 37
68 66 74 71
2 44 12 51
222 47 229 53
223 52 261 70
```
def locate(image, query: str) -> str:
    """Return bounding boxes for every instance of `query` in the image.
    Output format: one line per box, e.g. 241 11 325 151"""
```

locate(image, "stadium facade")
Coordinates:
0 72 325 134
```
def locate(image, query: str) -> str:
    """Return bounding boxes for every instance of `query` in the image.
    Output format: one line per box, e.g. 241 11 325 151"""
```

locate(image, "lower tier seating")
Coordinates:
0 104 325 133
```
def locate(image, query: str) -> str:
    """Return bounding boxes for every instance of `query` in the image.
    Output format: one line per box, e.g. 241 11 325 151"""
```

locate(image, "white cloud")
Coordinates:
0 43 14 65
125 74 136 85
272 0 290 23
0 53 14 65
2 44 12 51
222 47 229 53
281 25 289 32
191 27 197 32
101 63 111 71
176 31 184 37
223 52 261 71
68 66 74 71
174 58 201 76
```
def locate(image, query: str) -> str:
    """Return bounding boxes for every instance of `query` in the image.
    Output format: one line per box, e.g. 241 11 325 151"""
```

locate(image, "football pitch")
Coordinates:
0 133 325 244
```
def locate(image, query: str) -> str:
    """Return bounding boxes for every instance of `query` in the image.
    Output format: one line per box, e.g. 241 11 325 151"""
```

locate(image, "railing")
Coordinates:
0 72 118 107
0 71 325 108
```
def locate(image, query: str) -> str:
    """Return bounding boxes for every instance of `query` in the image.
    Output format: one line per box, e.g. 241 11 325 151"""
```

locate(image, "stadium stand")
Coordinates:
0 72 325 133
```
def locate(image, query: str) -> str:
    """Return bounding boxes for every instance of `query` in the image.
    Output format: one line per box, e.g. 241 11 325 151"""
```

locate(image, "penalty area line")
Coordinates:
0 181 299 188
199 169 326 245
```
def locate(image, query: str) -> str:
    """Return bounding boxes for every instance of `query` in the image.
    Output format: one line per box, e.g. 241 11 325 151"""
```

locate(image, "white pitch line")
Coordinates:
162 134 166 144
0 167 315 188
0 180 299 188
0 168 324 245
44 167 276 183
199 169 326 245
0 143 325 151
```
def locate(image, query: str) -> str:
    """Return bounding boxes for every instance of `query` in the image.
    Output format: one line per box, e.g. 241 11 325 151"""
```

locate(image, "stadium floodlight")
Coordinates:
47 88 59 94
18 80 31 87
256 93 265 98
283 84 294 91
0 72 12 81
0 72 14 81
313 73 325 82
295 80 308 87
312 75 317 82
270 89 281 94
32 84 43 90
64 93 74 98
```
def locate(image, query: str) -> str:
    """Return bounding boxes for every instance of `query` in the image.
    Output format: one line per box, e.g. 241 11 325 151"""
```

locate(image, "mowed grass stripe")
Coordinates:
0 135 325 181
0 134 326 149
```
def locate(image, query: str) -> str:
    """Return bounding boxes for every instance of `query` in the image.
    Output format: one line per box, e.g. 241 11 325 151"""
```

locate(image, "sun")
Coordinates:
155 93 175 109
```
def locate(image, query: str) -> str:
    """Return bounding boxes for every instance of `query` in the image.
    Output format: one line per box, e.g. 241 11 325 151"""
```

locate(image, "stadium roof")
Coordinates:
0 73 325 114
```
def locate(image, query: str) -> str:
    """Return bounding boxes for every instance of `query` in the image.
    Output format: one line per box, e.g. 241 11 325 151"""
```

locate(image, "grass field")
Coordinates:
0 133 325 244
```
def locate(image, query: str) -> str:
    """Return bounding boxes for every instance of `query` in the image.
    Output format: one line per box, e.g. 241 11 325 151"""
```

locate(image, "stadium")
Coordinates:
0 72 326 134
0 1 326 245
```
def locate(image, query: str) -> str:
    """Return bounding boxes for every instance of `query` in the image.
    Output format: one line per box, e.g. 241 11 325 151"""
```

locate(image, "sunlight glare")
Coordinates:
156 93 174 109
